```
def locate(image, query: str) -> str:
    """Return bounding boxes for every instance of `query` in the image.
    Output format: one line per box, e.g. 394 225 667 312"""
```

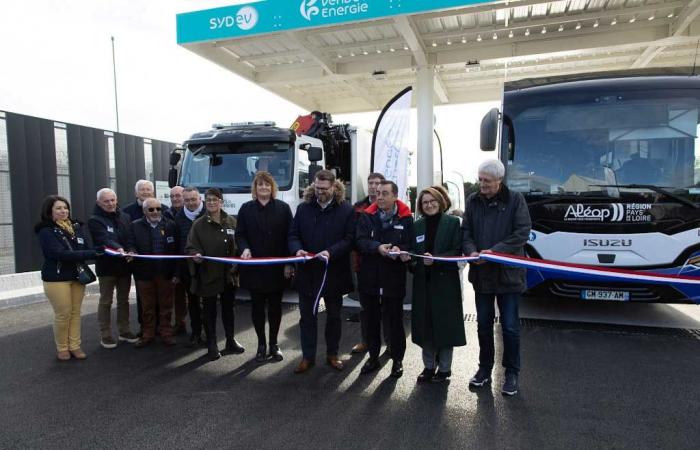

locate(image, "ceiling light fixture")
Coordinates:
508 30 514 38
525 28 530 36
541 26 547 34
593 20 599 28
363 50 368 55
493 33 498 40
667 12 674 18
629 15 636 23
477 34 482 42
648 15 655 21
389 47 395 52
575 22 582 30
432 41 437 47
611 17 617 25
461 36 467 43
558 24 564 32
446 39 452 45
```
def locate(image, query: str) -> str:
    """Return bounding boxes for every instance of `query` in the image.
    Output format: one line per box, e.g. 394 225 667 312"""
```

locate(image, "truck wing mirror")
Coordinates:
307 146 323 162
168 168 178 188
480 108 500 151
169 150 182 166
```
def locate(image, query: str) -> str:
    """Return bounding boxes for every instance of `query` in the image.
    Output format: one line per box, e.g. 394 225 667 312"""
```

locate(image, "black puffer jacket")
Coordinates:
461 184 532 294
356 200 414 298
127 218 179 281
88 205 132 277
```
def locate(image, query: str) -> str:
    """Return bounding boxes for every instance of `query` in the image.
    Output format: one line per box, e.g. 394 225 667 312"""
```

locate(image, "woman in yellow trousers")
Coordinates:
35 195 100 361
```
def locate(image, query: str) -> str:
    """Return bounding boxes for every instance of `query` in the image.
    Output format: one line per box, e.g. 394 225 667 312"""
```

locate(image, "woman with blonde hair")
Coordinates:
410 187 466 382
236 171 294 362
35 195 99 361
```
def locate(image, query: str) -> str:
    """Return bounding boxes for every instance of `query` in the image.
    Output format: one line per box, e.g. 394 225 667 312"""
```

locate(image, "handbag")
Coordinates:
61 234 96 285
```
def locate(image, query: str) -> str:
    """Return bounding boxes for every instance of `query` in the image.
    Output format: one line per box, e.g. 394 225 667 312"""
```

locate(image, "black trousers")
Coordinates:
203 284 236 343
181 273 204 337
359 293 406 361
360 304 391 346
299 293 342 360
251 291 283 346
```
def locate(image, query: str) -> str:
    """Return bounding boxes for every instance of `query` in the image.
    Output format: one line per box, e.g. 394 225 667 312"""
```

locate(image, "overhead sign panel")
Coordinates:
177 0 493 44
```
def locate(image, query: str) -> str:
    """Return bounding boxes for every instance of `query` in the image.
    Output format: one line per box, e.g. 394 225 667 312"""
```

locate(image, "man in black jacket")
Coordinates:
122 179 154 221
288 170 355 374
164 186 184 221
462 159 531 396
356 180 414 378
128 198 179 347
174 186 206 346
88 188 138 349
164 185 186 333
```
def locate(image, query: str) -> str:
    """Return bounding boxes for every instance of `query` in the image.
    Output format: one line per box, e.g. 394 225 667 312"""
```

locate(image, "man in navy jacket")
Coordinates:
127 198 179 347
288 170 355 374
88 188 138 349
355 180 414 378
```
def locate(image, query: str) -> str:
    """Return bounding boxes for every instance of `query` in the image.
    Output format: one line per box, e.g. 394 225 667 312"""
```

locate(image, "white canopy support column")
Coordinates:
416 65 435 193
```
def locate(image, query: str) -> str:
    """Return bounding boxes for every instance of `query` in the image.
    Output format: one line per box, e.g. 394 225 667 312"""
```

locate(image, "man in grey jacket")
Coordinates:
462 159 531 396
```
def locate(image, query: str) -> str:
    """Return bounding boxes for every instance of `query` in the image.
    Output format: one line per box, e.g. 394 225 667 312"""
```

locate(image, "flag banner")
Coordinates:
372 86 412 201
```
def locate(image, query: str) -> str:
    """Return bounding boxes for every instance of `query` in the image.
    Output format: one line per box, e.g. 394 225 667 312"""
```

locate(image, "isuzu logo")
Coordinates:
583 239 632 247
564 203 624 222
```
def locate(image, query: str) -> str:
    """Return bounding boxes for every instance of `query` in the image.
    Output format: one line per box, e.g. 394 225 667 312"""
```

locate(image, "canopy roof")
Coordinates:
177 0 700 113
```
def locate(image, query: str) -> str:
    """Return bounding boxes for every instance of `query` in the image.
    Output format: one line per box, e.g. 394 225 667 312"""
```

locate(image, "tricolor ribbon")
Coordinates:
104 247 330 314
392 251 700 288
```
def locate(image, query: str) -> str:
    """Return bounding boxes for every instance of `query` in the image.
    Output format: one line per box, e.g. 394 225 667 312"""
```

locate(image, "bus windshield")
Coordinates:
179 141 293 192
504 88 700 196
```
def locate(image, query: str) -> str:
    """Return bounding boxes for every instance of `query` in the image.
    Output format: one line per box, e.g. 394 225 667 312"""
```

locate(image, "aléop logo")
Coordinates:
209 5 259 31
300 0 370 21
564 203 625 222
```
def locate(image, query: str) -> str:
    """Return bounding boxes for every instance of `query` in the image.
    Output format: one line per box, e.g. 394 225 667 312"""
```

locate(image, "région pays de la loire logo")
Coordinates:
300 0 369 21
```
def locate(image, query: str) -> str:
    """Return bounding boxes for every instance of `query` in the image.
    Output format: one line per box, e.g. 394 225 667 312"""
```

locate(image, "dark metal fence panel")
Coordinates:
114 133 145 205
152 139 176 182
5 113 58 272
66 125 109 223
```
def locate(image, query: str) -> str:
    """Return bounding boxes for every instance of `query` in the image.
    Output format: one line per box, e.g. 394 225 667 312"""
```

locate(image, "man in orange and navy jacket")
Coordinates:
355 180 414 378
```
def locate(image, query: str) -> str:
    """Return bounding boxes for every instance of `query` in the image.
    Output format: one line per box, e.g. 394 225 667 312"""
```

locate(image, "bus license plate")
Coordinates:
582 290 629 301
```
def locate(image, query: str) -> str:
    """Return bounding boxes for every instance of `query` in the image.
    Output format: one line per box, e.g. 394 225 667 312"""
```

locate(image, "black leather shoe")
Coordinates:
207 342 221 361
417 368 436 383
255 344 267 362
390 360 403 378
225 338 245 354
360 357 380 374
269 344 283 362
432 370 452 383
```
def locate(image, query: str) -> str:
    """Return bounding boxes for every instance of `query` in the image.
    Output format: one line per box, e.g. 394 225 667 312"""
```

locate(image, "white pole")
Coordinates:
416 65 434 192
111 36 120 132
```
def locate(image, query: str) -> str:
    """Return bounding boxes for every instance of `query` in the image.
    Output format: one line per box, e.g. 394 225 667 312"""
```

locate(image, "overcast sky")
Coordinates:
0 0 497 190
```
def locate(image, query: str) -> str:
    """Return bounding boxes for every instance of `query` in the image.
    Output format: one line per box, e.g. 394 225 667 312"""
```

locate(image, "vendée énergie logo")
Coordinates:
300 0 369 21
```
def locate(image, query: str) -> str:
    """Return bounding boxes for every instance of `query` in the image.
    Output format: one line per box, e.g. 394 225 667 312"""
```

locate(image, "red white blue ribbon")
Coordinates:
104 247 330 314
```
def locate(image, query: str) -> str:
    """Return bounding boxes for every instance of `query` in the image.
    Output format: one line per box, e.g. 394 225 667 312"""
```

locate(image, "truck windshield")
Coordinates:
179 141 293 192
504 88 700 196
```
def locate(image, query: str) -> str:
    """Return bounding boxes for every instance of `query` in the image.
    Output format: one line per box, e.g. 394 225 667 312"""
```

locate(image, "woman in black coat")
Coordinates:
35 195 99 361
236 171 293 362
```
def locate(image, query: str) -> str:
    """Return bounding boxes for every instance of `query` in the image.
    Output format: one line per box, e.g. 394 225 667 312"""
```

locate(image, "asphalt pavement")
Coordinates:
0 294 698 450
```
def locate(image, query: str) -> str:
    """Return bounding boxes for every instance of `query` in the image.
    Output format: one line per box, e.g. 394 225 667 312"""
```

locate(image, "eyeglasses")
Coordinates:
147 207 162 212
205 198 221 203
421 199 439 207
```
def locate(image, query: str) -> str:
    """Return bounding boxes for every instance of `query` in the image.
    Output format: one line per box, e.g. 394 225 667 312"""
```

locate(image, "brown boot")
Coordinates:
69 349 87 360
294 358 315 374
351 343 368 354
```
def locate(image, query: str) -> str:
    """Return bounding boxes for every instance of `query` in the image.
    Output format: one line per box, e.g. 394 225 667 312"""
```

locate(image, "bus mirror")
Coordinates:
168 168 178 188
307 146 323 162
169 150 181 166
480 108 500 151
309 163 322 180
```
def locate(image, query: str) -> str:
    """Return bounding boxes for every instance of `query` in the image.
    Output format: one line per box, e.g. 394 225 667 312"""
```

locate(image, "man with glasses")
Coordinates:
289 170 355 373
127 198 179 348
461 159 531 396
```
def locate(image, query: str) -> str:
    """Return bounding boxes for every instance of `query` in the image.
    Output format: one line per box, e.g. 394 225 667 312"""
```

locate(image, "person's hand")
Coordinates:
399 252 411 263
94 245 105 256
171 277 180 284
193 253 203 264
316 250 330 260
469 251 484 265
378 243 392 257
389 245 401 260
423 252 433 266
296 249 309 257
126 251 135 263
241 248 252 260
284 265 295 279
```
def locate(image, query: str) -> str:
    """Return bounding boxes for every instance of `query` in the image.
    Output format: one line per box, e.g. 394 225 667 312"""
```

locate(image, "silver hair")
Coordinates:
478 159 505 179
96 188 116 201
134 179 154 194
142 197 161 211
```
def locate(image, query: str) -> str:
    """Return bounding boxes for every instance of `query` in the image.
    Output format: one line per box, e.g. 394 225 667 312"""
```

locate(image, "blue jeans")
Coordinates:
475 292 520 375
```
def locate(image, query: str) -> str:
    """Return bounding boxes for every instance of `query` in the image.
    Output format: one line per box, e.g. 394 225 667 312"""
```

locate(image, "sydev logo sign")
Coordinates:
209 5 259 31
